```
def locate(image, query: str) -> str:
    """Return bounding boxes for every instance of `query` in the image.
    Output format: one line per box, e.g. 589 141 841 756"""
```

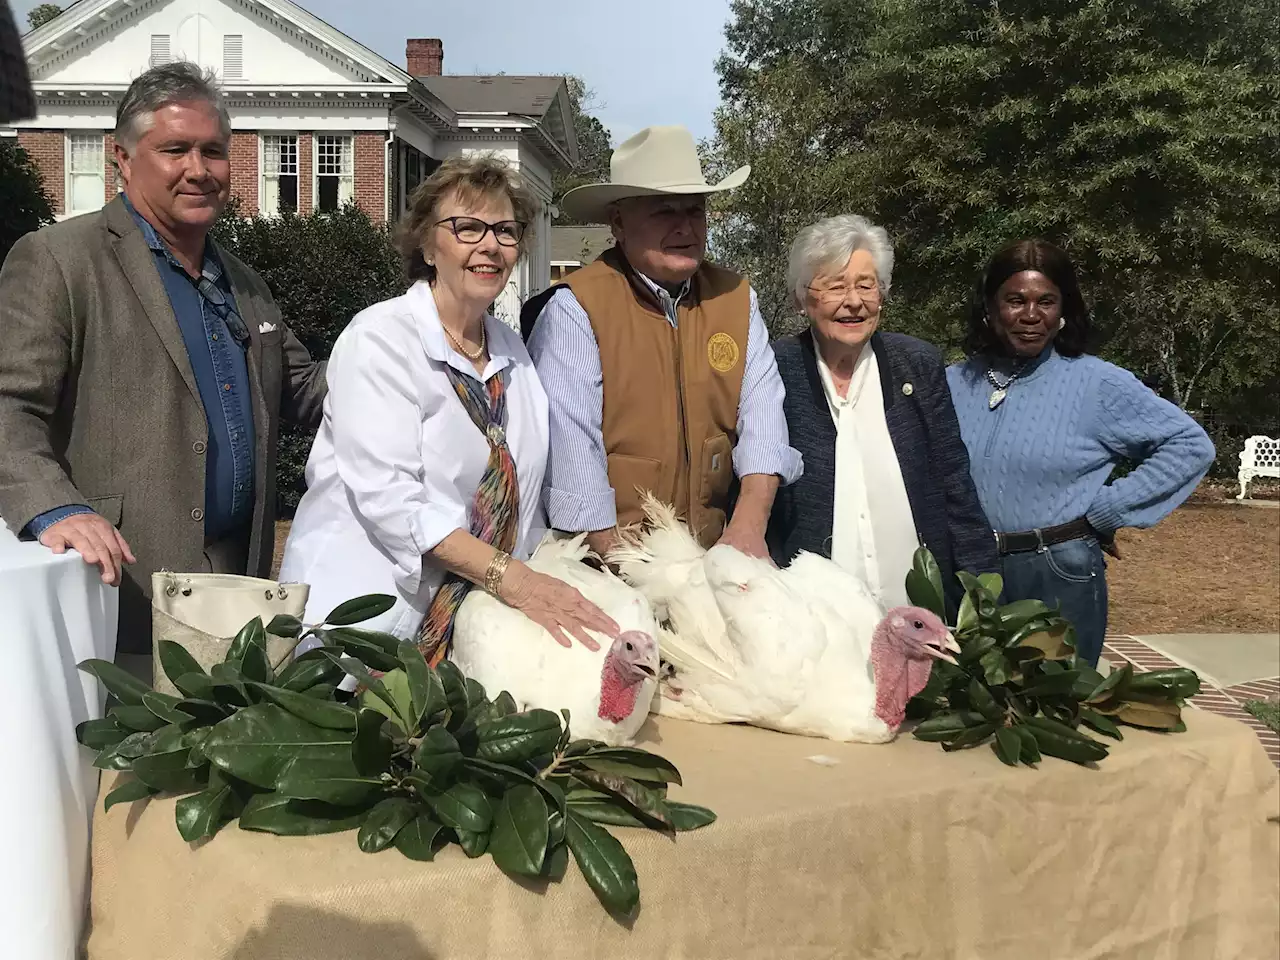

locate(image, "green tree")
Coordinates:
27 4 63 29
709 0 1280 426
211 202 403 513
552 77 613 225
0 140 55 265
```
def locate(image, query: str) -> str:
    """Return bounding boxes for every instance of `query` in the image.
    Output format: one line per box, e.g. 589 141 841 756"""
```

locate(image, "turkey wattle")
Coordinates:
450 534 660 746
610 496 959 742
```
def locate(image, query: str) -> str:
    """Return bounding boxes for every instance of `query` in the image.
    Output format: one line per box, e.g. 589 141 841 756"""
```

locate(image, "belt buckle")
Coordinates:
1034 527 1047 553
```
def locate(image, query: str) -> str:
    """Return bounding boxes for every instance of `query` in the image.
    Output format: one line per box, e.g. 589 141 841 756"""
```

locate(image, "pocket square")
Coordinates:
258 321 277 334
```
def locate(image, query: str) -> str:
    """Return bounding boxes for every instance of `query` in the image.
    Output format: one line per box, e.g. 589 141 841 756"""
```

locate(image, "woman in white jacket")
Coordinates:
281 155 616 659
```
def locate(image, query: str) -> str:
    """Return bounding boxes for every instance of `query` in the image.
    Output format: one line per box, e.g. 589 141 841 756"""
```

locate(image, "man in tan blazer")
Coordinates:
0 62 326 653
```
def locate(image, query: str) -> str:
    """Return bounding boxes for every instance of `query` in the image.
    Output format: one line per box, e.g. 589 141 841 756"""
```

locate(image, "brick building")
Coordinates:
5 0 579 321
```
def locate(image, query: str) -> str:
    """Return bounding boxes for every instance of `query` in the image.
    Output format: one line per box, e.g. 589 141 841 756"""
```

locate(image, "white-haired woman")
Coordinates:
767 214 998 613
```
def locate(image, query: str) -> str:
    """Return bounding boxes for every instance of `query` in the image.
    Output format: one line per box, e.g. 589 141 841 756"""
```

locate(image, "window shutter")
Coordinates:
149 35 171 68
223 35 244 80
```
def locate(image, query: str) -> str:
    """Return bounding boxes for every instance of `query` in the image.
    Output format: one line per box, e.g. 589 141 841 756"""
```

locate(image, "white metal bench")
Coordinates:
1237 435 1280 500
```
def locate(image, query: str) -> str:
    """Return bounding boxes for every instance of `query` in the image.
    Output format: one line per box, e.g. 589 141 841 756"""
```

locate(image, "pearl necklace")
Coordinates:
985 365 1024 410
443 320 486 362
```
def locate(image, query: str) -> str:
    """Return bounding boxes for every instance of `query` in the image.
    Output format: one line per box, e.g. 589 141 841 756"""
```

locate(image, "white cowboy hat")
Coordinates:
560 125 751 224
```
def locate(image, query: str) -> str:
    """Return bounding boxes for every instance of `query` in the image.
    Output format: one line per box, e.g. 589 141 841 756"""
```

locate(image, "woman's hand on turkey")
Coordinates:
499 563 619 651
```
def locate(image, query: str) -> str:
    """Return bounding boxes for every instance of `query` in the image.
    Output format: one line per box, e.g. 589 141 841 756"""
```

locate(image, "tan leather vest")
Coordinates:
564 247 750 547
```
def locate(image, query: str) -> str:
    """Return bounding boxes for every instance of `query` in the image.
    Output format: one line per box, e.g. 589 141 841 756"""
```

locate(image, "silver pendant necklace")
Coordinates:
986 366 1023 410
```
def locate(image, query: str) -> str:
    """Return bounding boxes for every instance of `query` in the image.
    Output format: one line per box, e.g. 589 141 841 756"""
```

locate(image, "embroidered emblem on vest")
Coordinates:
707 332 740 373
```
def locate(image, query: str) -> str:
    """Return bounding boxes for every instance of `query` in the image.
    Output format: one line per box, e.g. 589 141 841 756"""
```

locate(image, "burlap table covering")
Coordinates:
85 709 1279 960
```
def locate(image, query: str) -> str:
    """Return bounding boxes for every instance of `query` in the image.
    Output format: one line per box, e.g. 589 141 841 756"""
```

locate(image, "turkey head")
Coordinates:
870 607 959 732
598 630 659 723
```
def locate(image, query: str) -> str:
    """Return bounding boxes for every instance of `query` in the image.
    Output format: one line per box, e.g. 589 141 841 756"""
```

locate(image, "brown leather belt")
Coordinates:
995 517 1096 556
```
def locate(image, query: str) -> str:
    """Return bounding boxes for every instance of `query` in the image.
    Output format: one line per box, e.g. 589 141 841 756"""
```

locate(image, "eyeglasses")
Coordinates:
435 216 526 247
808 280 881 304
192 274 251 343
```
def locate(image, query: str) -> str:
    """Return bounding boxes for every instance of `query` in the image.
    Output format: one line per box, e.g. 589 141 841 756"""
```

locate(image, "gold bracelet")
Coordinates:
484 550 512 596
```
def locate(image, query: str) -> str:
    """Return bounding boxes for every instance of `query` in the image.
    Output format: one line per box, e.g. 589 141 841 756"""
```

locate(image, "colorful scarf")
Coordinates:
417 364 520 666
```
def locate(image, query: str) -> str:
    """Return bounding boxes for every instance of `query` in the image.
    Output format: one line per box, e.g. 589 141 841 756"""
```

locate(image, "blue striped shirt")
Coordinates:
527 274 803 532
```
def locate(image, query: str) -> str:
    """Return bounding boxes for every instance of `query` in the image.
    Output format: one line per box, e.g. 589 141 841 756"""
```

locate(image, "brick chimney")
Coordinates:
406 38 443 77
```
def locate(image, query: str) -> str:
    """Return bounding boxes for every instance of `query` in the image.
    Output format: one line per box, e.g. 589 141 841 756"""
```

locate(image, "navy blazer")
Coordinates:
768 329 998 611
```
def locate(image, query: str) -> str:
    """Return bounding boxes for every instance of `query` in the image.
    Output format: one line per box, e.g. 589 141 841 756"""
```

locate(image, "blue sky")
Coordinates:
13 0 735 144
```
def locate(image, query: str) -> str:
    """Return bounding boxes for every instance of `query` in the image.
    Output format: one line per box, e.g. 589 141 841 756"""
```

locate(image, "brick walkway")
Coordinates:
1103 636 1280 768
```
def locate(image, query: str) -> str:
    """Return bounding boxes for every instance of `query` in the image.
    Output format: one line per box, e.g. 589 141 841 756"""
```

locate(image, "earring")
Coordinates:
1058 318 1066 330
982 313 990 328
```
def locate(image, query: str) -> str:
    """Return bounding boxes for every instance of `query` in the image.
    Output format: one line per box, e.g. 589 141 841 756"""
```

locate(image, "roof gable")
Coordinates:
24 0 413 87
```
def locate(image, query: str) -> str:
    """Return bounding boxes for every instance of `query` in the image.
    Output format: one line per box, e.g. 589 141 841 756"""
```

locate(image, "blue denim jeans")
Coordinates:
999 536 1109 666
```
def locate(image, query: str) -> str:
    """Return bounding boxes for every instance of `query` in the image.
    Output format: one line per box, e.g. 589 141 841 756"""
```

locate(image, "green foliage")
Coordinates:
709 0 1279 420
210 201 403 513
552 77 613 226
27 4 63 30
76 595 714 917
0 140 55 265
904 547 1201 766
1243 698 1280 734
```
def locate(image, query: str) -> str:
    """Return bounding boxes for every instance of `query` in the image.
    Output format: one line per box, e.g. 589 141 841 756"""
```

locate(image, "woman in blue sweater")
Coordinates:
947 240 1215 665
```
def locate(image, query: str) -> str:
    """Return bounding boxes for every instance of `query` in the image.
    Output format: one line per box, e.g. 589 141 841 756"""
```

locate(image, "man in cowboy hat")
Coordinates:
524 125 801 559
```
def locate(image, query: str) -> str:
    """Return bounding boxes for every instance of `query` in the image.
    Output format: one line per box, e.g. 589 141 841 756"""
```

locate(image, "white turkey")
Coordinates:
450 534 660 746
609 496 959 742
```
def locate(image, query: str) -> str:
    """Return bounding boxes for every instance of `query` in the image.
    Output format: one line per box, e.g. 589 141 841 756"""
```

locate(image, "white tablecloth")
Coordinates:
0 521 118 960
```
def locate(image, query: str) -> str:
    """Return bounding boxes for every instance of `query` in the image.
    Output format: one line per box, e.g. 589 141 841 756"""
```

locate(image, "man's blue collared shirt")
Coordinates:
25 200 257 542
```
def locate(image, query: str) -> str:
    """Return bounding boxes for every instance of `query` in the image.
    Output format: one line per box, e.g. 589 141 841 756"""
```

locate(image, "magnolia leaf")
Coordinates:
493 691 518 718
238 794 370 836
93 730 153 770
1114 700 1182 730
175 697 231 726
398 642 443 729
275 755 384 806
571 769 673 834
941 721 999 751
905 547 945 619
247 682 357 731
158 641 206 689
324 629 401 672
202 703 353 789
323 594 397 627
109 704 166 733
275 650 344 692
456 828 490 858
352 708 393 776
967 679 1004 722
566 800 646 828
77 717 128 750
1078 707 1124 740
1013 725 1042 764
413 726 462 781
419 781 492 833
174 671 216 701
324 654 412 732
175 771 239 842
394 813 446 861
979 649 1013 686
959 633 997 665
1023 716 1109 764
1019 669 1082 698
1128 668 1201 700
266 614 303 638
543 842 570 882
209 662 251 708
132 748 206 793
977 572 1004 598
992 727 1021 766
1018 623 1075 661
1086 663 1133 704
998 598 1052 632
357 798 419 853
912 710 990 741
489 785 550 877
566 809 640 915
103 777 158 812
956 591 979 635
572 747 684 786
475 710 563 764
78 658 151 706
664 801 717 831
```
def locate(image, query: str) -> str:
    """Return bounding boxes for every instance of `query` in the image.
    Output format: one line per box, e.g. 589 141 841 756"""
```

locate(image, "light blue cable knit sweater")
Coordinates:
946 348 1216 535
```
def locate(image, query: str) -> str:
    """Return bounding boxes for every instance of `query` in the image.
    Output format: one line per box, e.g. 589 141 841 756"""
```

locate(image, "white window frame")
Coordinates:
313 133 355 213
65 132 105 217
259 133 301 217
